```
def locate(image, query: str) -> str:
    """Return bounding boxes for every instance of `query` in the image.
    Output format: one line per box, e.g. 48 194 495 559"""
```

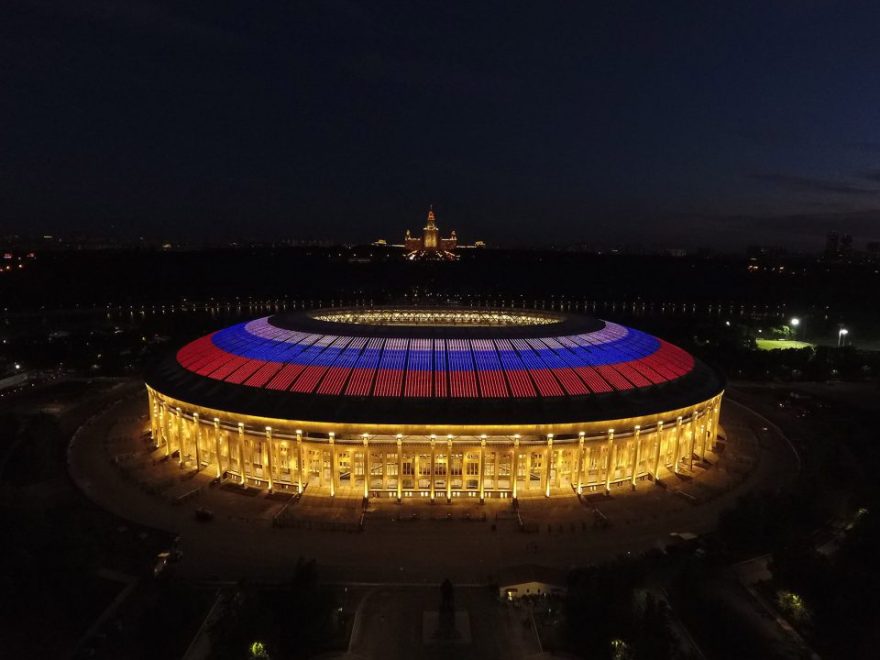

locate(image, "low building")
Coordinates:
498 565 568 600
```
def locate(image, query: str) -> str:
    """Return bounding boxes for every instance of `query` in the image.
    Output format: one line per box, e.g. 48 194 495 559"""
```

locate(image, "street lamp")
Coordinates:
838 328 849 348
790 317 800 340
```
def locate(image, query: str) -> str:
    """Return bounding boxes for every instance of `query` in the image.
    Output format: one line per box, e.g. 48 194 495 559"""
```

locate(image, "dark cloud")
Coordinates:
847 141 880 153
695 208 880 250
731 126 806 148
5 2 880 249
12 0 249 49
747 173 880 196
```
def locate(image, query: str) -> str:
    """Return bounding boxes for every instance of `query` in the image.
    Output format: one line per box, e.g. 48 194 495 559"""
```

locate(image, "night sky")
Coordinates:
3 1 880 250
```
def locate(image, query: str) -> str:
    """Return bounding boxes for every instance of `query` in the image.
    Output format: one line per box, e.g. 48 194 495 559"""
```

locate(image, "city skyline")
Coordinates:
3 205 879 257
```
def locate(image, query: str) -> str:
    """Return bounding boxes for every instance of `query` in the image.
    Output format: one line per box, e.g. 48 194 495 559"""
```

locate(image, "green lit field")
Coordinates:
756 339 814 351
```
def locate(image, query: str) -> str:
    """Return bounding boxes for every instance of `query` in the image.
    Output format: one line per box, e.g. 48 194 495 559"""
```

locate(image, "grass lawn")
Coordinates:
756 339 814 351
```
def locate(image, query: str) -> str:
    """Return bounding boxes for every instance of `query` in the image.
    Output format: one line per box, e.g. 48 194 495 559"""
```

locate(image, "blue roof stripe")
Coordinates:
209 320 662 369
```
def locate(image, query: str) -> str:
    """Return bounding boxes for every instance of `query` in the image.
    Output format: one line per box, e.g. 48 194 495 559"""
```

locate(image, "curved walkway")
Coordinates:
68 384 799 584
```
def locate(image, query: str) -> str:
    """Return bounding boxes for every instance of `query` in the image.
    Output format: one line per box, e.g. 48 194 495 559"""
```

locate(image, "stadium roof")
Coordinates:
146 309 724 426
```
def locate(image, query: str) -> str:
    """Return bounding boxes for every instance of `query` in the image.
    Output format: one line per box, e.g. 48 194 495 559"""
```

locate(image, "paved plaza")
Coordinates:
68 381 798 585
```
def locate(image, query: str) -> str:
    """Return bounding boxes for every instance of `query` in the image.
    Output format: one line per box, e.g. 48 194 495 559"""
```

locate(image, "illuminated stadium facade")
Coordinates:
145 308 724 501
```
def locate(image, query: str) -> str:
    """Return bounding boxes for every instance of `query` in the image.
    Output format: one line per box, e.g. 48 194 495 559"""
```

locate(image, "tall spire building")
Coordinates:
404 206 459 260
422 206 439 250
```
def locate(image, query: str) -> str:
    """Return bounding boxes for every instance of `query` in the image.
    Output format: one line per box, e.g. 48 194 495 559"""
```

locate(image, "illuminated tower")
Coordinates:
403 206 461 260
423 206 439 250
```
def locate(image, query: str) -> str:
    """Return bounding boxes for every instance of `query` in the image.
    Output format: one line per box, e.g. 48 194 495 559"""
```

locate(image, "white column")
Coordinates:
526 451 533 492
652 420 664 481
362 434 370 500
705 403 714 452
213 418 222 478
149 394 156 436
479 435 486 503
631 425 641 488
699 410 708 462
575 432 585 494
687 414 697 470
296 430 304 493
414 453 421 492
712 399 722 450
177 407 185 467
429 435 436 502
512 435 520 500
329 432 336 497
238 422 246 485
148 391 157 442
161 403 170 456
673 416 683 475
604 429 615 493
556 447 562 488
264 427 274 491
192 413 201 470
286 439 294 480
544 434 553 497
396 435 404 502
446 435 453 503
701 418 708 458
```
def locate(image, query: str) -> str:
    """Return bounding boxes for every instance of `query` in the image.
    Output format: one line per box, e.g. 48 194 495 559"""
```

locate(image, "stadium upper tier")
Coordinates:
146 308 724 426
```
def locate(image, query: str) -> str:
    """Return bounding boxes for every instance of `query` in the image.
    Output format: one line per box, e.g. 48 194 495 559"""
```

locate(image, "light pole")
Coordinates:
790 317 800 340
838 328 848 348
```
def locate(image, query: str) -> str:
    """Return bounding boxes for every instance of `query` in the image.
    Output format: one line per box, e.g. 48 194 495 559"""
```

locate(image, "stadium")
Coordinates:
145 308 725 501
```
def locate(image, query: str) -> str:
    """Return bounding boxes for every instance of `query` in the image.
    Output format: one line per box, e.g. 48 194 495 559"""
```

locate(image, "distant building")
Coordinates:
746 245 786 260
404 207 459 260
825 231 853 260
825 231 839 258
498 565 568 600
